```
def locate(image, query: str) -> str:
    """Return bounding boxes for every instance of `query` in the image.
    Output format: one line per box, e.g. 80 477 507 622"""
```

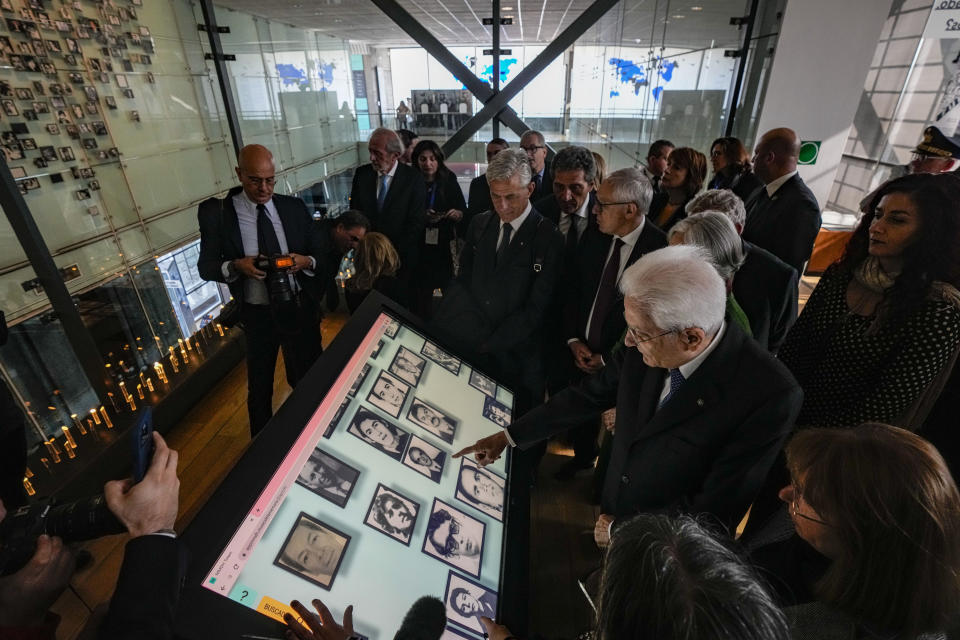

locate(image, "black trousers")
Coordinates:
241 295 322 437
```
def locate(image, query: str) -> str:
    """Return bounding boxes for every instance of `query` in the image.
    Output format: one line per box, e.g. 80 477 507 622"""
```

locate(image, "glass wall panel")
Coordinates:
827 3 948 216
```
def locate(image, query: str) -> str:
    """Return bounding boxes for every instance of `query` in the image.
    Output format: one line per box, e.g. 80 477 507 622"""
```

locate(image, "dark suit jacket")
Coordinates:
647 192 693 233
742 174 821 274
431 207 563 391
467 173 492 225
196 186 327 303
531 169 553 203
733 241 799 353
98 536 184 640
508 324 803 532
563 221 667 361
350 162 426 267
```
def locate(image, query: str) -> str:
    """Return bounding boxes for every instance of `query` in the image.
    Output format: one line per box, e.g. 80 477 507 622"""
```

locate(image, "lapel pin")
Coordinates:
696 398 704 407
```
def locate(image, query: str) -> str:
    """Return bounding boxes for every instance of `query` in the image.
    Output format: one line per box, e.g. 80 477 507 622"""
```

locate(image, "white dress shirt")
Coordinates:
581 218 646 341
496 201 532 248
657 321 727 404
221 191 313 305
378 160 399 200
558 196 590 240
764 170 797 197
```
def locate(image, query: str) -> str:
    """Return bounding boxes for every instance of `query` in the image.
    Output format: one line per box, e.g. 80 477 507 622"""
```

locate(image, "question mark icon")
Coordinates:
240 590 249 601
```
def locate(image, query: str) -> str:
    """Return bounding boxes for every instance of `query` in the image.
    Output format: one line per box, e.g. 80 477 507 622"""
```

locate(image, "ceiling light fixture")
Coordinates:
691 5 703 10
672 14 685 18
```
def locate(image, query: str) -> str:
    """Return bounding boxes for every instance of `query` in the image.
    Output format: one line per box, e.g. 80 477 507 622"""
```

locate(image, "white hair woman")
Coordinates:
669 211 750 337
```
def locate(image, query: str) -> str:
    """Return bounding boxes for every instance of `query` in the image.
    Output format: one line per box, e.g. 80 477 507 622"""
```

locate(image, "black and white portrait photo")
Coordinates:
455 458 505 521
469 370 497 398
420 340 461 375
363 483 419 545
443 571 498 635
347 407 410 460
422 499 485 578
482 396 511 428
366 370 410 418
440 629 475 640
389 346 426 387
273 512 350 591
407 397 457 444
383 316 400 338
295 447 359 508
347 362 370 397
402 435 445 483
323 397 350 439
370 338 384 359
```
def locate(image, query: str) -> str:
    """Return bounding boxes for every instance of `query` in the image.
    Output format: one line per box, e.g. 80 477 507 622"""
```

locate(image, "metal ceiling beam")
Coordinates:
443 0 621 153
368 0 531 145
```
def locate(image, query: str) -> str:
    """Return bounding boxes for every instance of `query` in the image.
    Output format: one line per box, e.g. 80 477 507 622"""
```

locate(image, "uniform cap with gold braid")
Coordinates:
913 126 960 159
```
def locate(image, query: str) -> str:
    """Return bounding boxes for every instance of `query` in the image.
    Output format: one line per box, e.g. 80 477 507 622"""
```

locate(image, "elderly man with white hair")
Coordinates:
456 244 802 537
349 127 426 295
686 189 798 352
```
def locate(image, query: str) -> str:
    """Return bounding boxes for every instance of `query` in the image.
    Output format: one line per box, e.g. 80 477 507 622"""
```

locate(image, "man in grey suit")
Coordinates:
455 245 802 537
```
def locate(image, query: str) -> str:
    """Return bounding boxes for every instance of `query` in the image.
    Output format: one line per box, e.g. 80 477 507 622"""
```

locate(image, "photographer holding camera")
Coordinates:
0 431 182 640
197 144 328 436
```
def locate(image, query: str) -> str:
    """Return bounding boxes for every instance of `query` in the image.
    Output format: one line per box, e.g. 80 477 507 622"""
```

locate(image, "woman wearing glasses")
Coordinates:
745 423 960 639
410 139 466 319
707 136 763 202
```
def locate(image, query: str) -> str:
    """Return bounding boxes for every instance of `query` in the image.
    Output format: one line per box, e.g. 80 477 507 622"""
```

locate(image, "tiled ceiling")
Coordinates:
212 0 751 49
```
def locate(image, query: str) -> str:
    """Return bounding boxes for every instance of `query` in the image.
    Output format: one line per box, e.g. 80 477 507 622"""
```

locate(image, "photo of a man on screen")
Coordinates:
455 459 505 521
295 448 359 507
348 408 410 460
423 500 485 577
274 513 350 590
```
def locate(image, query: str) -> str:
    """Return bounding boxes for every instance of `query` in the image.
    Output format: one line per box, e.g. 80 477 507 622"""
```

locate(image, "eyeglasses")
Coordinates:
243 175 276 187
626 327 672 344
520 145 545 153
789 486 830 526
595 199 633 212
910 152 938 163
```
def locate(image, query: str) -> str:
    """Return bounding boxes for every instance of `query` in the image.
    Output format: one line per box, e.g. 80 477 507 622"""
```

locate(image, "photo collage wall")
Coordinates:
0 0 152 205
205 313 515 640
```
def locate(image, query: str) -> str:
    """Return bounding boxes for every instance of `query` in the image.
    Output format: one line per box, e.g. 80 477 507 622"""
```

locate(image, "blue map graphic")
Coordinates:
276 63 308 88
607 56 677 99
317 62 335 89
481 58 518 85
274 60 338 90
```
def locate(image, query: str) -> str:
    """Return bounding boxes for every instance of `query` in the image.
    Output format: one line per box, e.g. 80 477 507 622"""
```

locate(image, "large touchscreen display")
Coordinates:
202 313 513 639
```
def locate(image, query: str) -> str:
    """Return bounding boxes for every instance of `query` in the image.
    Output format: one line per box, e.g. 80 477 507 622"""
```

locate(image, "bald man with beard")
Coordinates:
742 127 821 274
197 144 326 435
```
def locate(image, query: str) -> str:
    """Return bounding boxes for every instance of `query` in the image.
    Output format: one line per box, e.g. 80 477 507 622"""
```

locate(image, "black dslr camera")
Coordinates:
0 494 124 576
254 254 296 305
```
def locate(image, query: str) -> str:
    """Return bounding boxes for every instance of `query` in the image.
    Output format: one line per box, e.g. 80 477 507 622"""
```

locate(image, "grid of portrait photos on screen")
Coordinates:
271 313 512 638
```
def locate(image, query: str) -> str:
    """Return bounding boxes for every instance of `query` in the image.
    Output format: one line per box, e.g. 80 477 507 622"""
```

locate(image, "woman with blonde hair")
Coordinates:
346 232 402 313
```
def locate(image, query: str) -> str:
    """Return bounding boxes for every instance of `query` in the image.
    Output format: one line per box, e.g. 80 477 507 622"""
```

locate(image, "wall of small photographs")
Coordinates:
0 0 363 470
0 0 362 323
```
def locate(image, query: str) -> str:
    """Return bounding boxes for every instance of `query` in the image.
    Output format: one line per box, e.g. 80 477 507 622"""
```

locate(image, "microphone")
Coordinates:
393 596 447 640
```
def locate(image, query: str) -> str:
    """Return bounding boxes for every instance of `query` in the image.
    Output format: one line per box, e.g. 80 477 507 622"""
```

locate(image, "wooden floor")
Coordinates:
50 313 600 639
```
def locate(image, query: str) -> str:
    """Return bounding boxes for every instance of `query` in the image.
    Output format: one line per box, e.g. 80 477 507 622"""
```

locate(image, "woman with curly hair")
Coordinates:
778 172 960 429
707 136 763 202
647 146 707 232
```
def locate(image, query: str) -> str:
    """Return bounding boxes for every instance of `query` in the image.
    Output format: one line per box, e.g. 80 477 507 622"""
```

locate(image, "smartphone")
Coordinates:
131 407 154 483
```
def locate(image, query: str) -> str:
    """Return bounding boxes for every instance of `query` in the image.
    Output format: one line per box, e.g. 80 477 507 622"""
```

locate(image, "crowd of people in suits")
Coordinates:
5 122 960 639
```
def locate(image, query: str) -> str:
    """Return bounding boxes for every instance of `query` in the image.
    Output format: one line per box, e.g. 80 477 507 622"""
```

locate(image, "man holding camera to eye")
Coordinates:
0 432 182 640
197 144 328 436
